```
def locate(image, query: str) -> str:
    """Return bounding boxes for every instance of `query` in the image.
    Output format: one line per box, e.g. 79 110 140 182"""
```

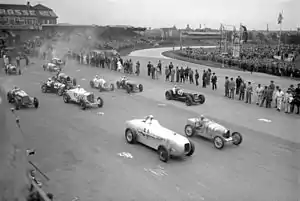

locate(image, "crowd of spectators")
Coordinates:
179 44 300 78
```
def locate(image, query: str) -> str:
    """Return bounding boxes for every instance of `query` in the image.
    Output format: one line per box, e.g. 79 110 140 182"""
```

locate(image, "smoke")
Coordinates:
37 27 107 60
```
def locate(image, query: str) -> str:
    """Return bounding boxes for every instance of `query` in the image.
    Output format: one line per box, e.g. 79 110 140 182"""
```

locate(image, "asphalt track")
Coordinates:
1 47 300 201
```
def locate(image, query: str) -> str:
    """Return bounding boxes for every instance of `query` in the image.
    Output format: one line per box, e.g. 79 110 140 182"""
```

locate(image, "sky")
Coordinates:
1 0 299 30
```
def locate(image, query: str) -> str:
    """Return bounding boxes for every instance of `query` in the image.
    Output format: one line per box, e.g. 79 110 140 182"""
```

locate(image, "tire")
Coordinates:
185 95 193 106
97 97 104 108
184 125 195 137
7 93 12 103
110 83 115 91
116 81 120 89
232 132 243 146
90 81 94 88
33 97 39 108
198 94 205 104
213 136 225 149
165 90 172 100
138 84 143 92
80 101 86 110
186 141 195 156
126 85 131 93
18 69 21 75
57 88 64 96
41 84 47 93
63 94 69 103
158 146 170 162
125 129 137 144
99 85 103 92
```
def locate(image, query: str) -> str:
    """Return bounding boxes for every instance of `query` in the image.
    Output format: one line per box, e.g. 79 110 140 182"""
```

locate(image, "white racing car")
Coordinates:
184 116 243 149
125 115 195 162
42 62 61 72
89 76 114 92
5 64 21 75
62 86 104 110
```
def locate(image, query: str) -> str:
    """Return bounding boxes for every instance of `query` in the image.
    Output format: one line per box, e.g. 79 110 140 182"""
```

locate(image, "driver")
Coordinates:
144 115 154 124
197 115 205 127
11 86 20 94
94 75 99 82
98 76 106 87
121 76 128 83
46 78 53 87
172 85 180 94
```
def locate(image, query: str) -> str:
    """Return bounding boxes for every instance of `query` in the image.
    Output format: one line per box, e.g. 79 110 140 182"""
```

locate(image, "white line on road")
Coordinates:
117 152 133 158
258 118 272 123
81 78 86 81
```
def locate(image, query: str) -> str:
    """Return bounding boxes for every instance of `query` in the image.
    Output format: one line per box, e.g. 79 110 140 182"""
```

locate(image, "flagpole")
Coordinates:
278 10 283 51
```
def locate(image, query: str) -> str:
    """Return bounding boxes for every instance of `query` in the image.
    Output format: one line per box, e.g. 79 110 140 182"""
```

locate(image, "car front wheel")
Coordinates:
125 129 137 144
158 146 170 162
184 125 195 137
232 132 243 146
213 136 225 149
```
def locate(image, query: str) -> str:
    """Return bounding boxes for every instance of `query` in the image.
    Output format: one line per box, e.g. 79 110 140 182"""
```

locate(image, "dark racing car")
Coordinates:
165 87 205 106
7 87 39 110
41 78 74 96
56 73 77 86
116 76 143 93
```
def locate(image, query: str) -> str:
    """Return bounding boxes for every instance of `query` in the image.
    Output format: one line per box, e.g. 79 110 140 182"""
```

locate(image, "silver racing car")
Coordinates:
125 115 195 162
184 116 243 149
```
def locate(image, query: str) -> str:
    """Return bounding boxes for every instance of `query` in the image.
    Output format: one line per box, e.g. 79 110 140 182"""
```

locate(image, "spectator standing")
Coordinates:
275 88 284 111
224 76 229 97
151 64 155 79
266 86 273 108
147 61 151 76
245 82 253 104
135 61 140 76
176 67 180 82
206 69 211 86
273 86 280 108
293 83 300 114
195 70 199 86
157 60 162 75
211 73 217 90
269 80 275 107
165 66 170 81
284 89 293 113
180 67 185 83
260 86 268 107
235 76 242 95
170 68 175 82
255 84 264 105
229 78 235 99
189 69 194 84
202 70 207 88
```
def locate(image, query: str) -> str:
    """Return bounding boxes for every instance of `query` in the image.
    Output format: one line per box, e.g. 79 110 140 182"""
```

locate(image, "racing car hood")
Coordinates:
15 90 29 97
69 88 92 96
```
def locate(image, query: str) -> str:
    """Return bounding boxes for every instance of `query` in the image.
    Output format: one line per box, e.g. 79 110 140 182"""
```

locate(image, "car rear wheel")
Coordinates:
125 129 137 144
213 136 225 149
97 97 104 108
33 97 39 108
186 141 195 156
232 132 243 146
63 94 69 103
126 85 132 93
158 146 170 162
110 84 115 91
15 99 21 110
198 94 205 104
138 84 143 92
41 85 47 93
57 88 64 96
90 81 94 88
184 125 195 137
80 101 86 110
116 81 120 89
185 96 193 106
165 90 172 100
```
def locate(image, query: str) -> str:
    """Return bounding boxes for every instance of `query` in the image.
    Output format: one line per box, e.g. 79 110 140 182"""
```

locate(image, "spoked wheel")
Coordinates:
213 136 225 149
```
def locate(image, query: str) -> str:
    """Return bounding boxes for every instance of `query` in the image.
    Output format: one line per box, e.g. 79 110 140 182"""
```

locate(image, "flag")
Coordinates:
278 12 283 24
240 25 248 43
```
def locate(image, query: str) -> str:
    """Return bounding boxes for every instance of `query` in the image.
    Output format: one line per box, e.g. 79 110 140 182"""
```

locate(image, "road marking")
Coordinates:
76 69 81 72
157 103 166 107
96 112 104 116
81 78 86 81
144 165 168 177
117 152 133 158
258 118 272 123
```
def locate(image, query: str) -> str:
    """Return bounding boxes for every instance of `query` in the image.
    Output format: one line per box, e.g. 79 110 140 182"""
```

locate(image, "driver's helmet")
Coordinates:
14 86 19 90
148 115 154 120
95 75 99 79
174 85 178 89
48 78 52 81
200 115 205 121
77 85 81 88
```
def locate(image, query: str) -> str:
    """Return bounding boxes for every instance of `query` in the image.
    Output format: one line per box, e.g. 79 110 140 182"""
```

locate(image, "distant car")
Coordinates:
125 115 195 162
90 78 114 92
41 80 73 96
57 73 77 86
165 88 205 106
5 64 21 75
42 62 61 72
62 87 103 110
51 58 65 66
184 117 243 149
7 88 39 110
116 77 143 93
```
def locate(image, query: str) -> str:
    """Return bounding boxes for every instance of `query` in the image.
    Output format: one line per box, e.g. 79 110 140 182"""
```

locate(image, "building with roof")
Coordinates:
0 1 58 44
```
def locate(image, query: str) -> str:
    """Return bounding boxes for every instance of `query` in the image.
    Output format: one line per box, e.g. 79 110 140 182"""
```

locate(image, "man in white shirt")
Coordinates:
255 84 264 105
275 88 284 111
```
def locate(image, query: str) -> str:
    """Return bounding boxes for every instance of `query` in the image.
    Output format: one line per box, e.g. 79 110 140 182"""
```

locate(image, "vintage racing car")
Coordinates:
42 62 61 72
165 87 205 106
62 86 104 110
90 76 114 92
125 115 195 162
51 57 65 66
7 87 39 110
5 64 21 75
184 116 243 149
56 73 77 86
41 78 73 96
116 77 143 93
